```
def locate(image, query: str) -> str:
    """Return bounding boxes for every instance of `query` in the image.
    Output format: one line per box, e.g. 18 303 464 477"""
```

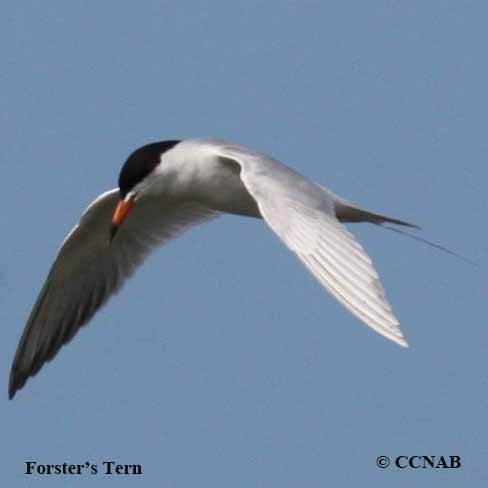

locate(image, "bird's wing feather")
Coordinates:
10 189 218 398
214 142 407 347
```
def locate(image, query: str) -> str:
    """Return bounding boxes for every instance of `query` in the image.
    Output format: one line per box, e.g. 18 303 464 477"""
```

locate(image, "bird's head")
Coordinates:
110 140 181 242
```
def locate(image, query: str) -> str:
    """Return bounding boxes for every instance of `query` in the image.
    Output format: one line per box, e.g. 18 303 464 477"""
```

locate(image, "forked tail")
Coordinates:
334 199 419 228
335 200 476 266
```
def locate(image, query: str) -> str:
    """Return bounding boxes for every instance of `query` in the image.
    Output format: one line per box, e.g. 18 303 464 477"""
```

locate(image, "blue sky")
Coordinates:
1 1 487 486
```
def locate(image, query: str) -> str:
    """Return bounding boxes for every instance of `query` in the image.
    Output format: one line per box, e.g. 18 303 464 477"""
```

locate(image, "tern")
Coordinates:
10 138 417 399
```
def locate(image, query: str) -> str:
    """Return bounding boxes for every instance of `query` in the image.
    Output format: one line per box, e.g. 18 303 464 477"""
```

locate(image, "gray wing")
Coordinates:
214 142 408 348
9 189 218 398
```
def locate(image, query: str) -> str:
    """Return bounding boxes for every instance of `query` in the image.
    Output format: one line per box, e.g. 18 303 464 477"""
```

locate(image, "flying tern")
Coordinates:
9 138 417 399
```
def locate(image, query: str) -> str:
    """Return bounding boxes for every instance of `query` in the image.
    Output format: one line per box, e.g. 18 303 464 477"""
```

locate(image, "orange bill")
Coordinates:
112 198 135 227
109 197 135 242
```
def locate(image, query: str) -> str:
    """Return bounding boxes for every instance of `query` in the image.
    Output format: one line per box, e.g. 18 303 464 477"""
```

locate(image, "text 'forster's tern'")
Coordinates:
10 138 418 399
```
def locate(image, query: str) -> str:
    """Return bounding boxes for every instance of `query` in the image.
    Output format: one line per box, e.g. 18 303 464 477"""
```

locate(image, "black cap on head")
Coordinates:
118 140 181 199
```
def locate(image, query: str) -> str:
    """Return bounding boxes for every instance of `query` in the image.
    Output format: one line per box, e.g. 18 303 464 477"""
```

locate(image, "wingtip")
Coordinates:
8 382 17 400
8 373 20 400
394 335 409 348
8 365 26 400
383 328 409 348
